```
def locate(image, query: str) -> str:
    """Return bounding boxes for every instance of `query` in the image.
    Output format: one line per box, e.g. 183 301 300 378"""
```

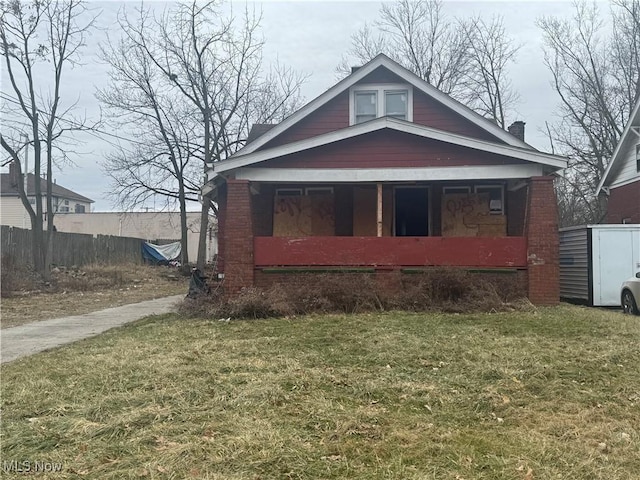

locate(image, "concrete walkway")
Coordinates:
1 294 184 364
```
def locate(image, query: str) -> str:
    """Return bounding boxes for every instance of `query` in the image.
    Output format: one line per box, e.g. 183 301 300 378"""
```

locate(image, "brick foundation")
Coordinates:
526 176 560 305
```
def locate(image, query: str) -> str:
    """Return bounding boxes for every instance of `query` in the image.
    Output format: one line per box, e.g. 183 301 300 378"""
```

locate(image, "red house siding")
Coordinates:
263 92 350 149
606 179 640 223
260 74 506 151
263 130 527 170
412 90 501 142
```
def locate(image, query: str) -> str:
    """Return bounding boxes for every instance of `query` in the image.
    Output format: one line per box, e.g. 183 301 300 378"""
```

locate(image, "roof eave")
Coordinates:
596 97 640 194
215 117 567 175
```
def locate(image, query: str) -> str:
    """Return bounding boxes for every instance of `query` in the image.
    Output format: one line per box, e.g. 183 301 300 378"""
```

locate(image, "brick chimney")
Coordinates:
351 66 361 74
8 161 18 186
508 121 526 142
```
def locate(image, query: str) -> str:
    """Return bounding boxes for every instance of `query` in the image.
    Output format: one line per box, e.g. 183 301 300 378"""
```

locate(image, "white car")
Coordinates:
621 272 640 315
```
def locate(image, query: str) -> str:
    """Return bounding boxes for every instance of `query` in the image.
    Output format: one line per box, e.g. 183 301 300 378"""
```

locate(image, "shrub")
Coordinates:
177 269 531 320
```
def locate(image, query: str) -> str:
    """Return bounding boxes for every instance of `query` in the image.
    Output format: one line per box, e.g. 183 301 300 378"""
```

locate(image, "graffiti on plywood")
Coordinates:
273 194 335 237
442 193 505 237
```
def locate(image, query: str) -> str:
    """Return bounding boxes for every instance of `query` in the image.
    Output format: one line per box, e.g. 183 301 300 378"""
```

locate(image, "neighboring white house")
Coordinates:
596 97 640 224
0 162 93 228
53 211 218 263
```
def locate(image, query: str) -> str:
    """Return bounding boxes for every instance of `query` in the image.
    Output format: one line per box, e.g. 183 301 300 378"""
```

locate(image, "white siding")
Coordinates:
0 197 93 228
610 141 640 188
0 197 31 228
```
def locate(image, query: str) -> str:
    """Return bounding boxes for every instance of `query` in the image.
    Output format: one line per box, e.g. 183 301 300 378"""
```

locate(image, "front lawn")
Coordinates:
1 305 638 479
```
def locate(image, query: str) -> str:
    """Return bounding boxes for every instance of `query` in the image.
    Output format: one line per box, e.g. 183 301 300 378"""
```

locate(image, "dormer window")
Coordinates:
355 91 377 124
385 91 408 120
350 85 413 125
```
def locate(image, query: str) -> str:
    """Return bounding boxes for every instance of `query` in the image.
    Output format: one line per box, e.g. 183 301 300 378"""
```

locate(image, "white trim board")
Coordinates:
234 164 544 183
232 54 532 158
212 117 566 175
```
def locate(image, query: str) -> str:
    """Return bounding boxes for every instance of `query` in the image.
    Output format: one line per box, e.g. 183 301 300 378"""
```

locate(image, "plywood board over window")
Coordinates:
441 193 506 237
273 194 335 237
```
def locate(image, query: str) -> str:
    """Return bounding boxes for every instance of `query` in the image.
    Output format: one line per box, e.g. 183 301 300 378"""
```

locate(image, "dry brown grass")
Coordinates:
0 264 188 328
1 305 638 479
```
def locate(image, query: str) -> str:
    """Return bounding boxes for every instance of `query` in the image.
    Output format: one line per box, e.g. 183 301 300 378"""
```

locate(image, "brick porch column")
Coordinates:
223 179 254 295
526 176 560 305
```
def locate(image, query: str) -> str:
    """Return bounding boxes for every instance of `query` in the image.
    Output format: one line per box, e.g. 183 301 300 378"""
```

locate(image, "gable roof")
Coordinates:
596 97 640 194
214 117 566 175
1 171 94 203
233 54 533 159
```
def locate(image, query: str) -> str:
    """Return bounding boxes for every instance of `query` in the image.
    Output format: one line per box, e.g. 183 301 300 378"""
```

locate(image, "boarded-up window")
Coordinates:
273 194 335 237
441 193 506 237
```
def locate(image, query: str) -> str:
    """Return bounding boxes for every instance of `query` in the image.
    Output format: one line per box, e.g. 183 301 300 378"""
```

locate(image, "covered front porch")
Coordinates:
218 178 558 304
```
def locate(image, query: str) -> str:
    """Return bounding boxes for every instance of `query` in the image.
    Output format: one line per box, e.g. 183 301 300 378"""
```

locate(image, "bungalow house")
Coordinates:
596 97 640 224
1 162 93 228
205 54 567 305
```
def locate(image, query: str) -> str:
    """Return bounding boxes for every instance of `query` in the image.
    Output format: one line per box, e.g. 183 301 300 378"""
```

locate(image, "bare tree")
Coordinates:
99 1 304 269
97 6 201 265
0 0 97 278
461 16 520 128
337 0 520 126
538 1 640 226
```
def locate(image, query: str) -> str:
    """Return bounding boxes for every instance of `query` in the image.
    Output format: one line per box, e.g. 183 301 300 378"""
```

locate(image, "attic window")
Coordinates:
350 85 412 125
355 91 377 124
385 91 407 120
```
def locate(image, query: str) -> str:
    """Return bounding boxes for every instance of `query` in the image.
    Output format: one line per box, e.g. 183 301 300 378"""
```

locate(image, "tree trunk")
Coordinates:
178 178 189 266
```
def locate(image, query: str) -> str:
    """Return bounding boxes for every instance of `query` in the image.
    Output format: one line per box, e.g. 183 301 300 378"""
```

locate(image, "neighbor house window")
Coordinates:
351 85 413 125
475 185 504 214
636 144 639 172
75 204 85 213
354 91 377 124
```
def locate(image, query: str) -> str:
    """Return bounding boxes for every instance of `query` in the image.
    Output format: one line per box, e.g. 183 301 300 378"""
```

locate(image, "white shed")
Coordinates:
559 224 640 306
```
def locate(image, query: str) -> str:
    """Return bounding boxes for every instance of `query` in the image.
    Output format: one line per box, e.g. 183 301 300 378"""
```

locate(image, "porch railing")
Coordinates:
254 236 527 268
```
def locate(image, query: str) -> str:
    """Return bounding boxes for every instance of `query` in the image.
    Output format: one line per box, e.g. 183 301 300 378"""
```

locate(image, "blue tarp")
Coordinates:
142 241 181 264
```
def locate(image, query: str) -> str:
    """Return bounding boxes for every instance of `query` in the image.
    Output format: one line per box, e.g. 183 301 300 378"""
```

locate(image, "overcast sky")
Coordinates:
2 0 601 211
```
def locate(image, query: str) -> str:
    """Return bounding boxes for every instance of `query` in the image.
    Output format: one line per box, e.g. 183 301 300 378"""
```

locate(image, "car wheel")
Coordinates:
621 289 639 315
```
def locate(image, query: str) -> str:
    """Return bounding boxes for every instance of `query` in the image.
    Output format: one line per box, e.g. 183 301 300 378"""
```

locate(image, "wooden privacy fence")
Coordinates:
0 226 178 267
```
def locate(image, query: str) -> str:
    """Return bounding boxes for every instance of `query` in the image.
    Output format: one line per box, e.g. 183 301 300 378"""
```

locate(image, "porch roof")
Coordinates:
213 117 567 176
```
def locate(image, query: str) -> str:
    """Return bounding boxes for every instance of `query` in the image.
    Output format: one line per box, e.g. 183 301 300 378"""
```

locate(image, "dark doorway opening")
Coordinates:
395 187 429 236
